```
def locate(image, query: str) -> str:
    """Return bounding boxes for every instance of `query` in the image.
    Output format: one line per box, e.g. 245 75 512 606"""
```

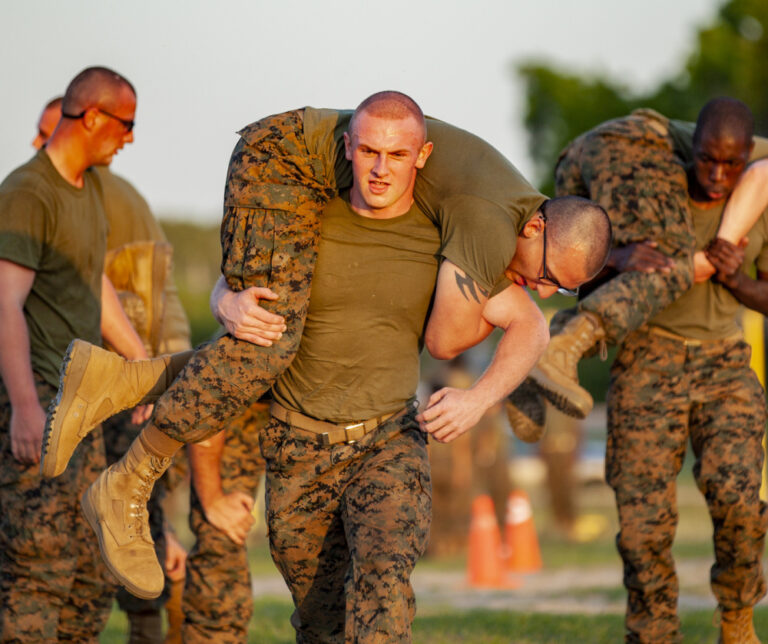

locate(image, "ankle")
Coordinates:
139 425 182 458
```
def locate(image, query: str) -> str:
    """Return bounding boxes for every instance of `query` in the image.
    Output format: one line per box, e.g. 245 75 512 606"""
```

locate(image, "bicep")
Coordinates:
0 259 35 307
425 261 493 359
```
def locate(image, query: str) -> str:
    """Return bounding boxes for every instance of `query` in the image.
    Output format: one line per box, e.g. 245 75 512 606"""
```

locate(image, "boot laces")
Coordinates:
128 456 170 540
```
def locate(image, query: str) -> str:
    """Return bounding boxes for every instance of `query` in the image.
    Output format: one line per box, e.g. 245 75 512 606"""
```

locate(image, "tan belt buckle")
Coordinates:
344 422 365 444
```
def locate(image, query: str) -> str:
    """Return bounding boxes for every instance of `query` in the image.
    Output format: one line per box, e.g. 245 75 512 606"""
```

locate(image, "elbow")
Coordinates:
429 345 461 361
424 330 462 360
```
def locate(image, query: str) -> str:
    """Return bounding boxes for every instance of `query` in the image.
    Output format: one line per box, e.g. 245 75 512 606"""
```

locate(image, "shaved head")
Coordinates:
350 91 426 144
693 97 754 147
33 96 63 149
545 196 612 278
62 66 135 116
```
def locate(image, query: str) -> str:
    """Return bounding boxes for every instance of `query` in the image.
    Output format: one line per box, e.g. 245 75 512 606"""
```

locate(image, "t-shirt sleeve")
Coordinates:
437 194 519 293
751 135 768 162
0 190 48 270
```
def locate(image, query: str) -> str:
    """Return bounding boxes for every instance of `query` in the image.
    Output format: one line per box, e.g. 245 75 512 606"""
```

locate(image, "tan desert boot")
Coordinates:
41 339 193 478
505 378 547 443
105 241 172 356
81 429 175 599
529 311 605 419
718 607 761 644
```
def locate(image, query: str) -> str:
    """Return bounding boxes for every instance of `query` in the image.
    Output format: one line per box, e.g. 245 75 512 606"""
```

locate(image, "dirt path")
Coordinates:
251 557 767 614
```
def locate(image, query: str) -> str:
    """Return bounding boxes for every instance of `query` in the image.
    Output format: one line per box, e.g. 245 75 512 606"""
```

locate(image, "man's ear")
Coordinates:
415 141 433 169
520 213 545 239
81 107 98 132
343 131 352 161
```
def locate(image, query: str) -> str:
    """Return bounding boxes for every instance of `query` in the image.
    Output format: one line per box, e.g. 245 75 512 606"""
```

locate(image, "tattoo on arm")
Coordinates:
454 270 488 303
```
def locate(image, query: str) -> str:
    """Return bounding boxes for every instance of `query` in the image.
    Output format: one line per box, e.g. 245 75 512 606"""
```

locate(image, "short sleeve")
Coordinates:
0 190 48 270
438 195 518 292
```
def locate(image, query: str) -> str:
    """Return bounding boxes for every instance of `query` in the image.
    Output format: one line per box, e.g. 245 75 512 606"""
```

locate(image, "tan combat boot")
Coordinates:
529 311 605 419
718 607 761 644
505 378 547 443
81 426 180 599
41 339 193 478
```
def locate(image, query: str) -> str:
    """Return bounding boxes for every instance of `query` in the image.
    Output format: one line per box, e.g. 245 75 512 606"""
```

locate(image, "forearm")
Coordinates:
160 281 192 353
0 302 39 408
468 312 548 408
188 430 227 509
722 273 768 316
717 159 768 243
100 274 148 360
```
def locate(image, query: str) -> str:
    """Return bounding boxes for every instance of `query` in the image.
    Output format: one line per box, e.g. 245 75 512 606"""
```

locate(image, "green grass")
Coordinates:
100 600 768 643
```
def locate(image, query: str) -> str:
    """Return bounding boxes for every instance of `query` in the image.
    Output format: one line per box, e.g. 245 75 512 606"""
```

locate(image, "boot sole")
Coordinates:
506 379 547 443
81 486 162 600
41 340 93 478
529 366 592 419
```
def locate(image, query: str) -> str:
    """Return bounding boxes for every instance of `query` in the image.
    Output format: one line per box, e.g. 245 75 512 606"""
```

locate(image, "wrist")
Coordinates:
10 394 42 412
196 485 224 511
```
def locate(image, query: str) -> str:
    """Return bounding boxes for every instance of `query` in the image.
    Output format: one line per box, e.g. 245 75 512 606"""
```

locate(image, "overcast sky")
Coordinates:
0 0 721 222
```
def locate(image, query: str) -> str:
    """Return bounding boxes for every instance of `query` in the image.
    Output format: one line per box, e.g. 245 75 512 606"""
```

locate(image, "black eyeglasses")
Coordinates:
538 202 579 297
62 107 134 132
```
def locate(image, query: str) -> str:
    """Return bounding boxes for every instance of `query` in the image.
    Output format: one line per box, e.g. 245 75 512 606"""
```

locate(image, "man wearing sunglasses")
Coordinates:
0 66 148 641
31 94 191 644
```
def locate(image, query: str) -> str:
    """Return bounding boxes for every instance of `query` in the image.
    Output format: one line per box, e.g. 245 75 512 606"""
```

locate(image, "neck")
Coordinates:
44 130 89 188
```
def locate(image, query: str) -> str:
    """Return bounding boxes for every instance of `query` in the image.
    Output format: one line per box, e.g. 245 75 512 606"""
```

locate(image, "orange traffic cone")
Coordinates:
504 490 542 573
467 494 504 587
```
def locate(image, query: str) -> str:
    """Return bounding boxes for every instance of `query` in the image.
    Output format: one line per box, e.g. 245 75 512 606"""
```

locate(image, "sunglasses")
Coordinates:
62 107 134 132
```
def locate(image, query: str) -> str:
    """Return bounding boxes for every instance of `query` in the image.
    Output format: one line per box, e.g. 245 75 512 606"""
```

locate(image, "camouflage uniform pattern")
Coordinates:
182 402 269 644
150 110 335 444
606 330 768 643
0 378 115 642
555 110 695 344
260 408 431 643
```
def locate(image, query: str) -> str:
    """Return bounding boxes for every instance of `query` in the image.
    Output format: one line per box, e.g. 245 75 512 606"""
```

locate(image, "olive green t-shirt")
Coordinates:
303 108 546 295
0 150 106 387
272 193 440 422
649 199 768 340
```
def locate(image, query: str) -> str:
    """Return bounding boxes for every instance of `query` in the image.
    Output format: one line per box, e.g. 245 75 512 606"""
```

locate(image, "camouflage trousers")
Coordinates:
182 402 269 644
0 378 115 643
606 330 768 643
260 409 432 643
150 110 334 444
555 111 695 344
103 411 169 616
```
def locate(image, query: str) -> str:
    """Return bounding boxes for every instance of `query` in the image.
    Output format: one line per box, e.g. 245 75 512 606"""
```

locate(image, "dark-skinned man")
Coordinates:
605 98 766 643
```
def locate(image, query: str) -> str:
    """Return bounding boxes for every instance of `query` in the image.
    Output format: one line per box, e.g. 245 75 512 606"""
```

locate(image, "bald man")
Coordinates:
604 98 768 643
32 94 191 644
0 66 146 641
42 92 611 623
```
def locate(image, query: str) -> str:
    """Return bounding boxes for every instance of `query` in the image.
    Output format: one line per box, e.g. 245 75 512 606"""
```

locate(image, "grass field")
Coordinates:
101 598 768 643
99 443 768 643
